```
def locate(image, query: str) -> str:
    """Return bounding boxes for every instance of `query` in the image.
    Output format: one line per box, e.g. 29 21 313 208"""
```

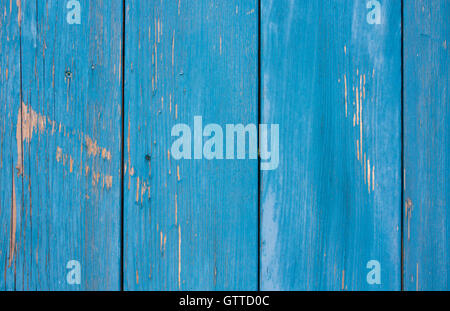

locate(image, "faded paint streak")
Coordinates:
360 96 362 158
16 0 21 26
357 140 360 160
372 166 375 191
356 87 359 125
172 30 175 67
9 172 17 268
136 177 140 202
175 193 178 225
344 74 348 117
405 198 413 240
178 224 181 289
69 156 74 172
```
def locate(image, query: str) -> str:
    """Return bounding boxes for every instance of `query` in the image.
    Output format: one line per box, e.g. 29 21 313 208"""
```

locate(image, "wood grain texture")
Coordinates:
0 0 122 290
0 0 23 291
403 0 449 291
260 0 402 290
1 0 449 292
123 0 258 290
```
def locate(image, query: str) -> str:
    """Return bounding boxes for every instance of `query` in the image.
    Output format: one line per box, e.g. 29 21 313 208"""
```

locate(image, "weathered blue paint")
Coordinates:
1 0 449 292
0 0 122 290
0 0 22 291
403 0 450 291
123 0 258 290
260 1 402 290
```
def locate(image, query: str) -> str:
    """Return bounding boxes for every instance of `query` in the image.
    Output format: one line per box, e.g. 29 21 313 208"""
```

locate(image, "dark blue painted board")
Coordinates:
123 0 258 290
0 0 122 290
260 0 402 290
403 0 450 291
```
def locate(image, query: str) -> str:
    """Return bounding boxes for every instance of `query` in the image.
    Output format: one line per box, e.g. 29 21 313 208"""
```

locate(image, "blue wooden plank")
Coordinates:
124 0 258 290
0 0 122 290
0 0 23 291
403 0 450 291
260 0 402 290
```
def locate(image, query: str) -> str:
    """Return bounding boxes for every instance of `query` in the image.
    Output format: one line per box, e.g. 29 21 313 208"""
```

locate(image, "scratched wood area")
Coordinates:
260 1 402 290
123 0 258 290
0 0 22 290
0 0 122 290
1 0 450 292
403 0 449 291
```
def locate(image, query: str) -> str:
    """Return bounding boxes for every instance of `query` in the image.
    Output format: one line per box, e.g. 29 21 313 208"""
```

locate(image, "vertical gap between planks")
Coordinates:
400 0 405 292
120 0 126 292
257 0 262 291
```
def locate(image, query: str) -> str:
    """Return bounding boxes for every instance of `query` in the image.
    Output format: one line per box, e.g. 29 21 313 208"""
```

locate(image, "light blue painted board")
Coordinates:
124 0 258 290
0 0 23 291
0 0 122 290
403 0 450 291
260 0 401 290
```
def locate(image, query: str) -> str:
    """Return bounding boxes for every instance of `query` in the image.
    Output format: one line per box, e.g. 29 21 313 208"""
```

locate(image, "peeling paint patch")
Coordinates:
56 147 63 162
342 54 376 194
104 175 113 189
15 103 112 177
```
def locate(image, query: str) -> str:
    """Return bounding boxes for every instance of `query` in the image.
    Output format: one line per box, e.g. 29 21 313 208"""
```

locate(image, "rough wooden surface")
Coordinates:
403 0 449 291
123 0 258 290
0 0 449 291
0 0 122 290
0 0 22 290
260 0 402 290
